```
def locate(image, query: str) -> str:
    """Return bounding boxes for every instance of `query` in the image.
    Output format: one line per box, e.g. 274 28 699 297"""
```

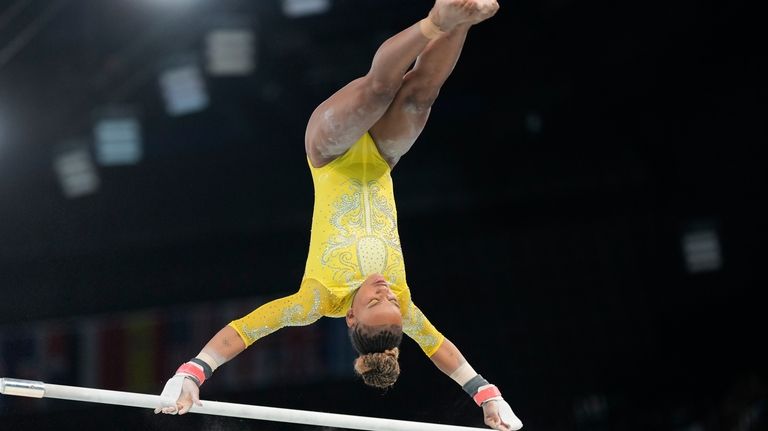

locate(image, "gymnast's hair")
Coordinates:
348 324 403 389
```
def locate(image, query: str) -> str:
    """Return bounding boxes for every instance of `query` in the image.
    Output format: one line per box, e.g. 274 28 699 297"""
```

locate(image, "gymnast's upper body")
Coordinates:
229 133 445 358
159 133 468 400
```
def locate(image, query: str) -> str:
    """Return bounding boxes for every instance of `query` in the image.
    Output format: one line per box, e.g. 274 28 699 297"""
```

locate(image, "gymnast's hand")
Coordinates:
154 375 202 415
482 399 523 431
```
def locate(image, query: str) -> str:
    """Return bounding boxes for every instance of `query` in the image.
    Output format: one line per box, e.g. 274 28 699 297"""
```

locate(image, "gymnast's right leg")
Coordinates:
304 0 488 168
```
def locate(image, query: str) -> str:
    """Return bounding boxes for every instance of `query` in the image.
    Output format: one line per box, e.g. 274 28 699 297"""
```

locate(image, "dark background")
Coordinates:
1 0 765 430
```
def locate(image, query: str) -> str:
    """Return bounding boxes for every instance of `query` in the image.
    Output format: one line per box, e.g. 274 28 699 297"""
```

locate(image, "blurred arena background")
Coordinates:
0 0 764 430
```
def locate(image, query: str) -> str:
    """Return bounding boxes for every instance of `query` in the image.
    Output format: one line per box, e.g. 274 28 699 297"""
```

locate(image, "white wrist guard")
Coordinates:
449 362 478 386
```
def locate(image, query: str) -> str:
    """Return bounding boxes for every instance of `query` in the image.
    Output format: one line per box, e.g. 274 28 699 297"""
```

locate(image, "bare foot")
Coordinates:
429 0 499 31
465 0 500 26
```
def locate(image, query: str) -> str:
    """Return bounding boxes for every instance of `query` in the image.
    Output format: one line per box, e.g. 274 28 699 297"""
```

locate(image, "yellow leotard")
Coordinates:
229 133 445 356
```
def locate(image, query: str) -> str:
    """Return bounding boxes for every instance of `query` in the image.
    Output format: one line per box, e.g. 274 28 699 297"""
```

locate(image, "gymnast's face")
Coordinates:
346 273 403 328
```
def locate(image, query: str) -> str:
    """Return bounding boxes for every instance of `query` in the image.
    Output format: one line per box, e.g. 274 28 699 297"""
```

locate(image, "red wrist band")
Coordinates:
176 362 206 386
473 385 502 406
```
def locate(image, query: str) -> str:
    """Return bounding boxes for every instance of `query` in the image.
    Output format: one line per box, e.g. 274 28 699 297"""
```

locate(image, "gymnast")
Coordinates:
156 1 521 429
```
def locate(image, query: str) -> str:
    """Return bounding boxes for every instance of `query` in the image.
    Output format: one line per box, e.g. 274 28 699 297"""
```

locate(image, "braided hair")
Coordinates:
348 324 403 389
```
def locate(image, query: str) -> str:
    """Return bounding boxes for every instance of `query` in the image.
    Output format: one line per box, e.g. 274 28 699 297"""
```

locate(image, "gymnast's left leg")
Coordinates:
370 2 497 167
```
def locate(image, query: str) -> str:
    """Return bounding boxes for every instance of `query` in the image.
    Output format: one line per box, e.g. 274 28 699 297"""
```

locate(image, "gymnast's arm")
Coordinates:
155 282 328 415
429 339 523 431
401 296 522 431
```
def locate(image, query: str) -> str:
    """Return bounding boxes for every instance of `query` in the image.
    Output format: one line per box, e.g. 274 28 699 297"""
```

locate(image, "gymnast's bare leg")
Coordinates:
305 0 499 168
370 21 475 167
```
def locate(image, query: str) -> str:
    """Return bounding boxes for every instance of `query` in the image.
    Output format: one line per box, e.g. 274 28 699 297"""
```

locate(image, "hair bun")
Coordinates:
384 347 400 359
353 355 372 374
348 324 403 389
353 350 401 389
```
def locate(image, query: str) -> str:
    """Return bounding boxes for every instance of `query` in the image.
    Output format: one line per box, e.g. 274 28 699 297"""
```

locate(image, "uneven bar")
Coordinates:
1 377 487 431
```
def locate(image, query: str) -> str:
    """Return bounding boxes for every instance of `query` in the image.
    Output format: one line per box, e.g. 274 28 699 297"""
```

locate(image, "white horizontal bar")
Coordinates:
1 378 487 431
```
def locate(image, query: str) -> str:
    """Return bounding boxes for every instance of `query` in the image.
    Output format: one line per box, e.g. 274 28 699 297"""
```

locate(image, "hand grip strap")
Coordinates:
473 385 502 407
176 362 206 387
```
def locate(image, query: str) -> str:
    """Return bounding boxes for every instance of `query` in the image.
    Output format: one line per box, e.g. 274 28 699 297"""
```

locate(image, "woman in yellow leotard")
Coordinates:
157 1 521 430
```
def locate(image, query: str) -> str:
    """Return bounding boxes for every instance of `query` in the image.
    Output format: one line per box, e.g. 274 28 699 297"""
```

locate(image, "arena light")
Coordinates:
159 61 209 116
281 0 331 18
525 111 543 135
682 222 722 273
53 141 100 198
92 109 142 166
139 0 202 9
205 28 256 76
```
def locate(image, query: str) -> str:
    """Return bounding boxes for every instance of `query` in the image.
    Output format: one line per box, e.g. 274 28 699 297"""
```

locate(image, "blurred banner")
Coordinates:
0 296 354 414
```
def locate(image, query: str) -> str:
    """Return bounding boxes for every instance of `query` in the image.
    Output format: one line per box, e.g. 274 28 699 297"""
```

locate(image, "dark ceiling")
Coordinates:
1 0 761 253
